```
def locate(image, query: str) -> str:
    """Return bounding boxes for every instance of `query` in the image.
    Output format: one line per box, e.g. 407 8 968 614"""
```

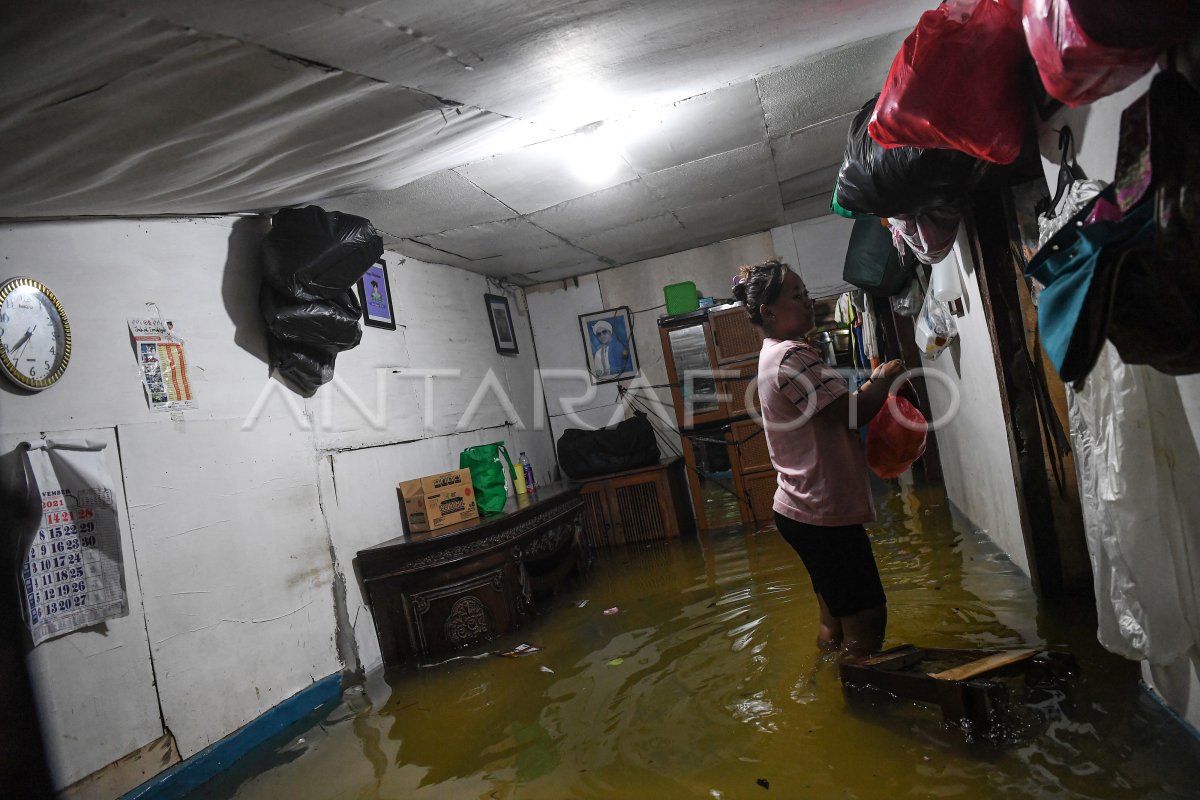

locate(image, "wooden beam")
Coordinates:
966 172 1064 596
929 648 1038 682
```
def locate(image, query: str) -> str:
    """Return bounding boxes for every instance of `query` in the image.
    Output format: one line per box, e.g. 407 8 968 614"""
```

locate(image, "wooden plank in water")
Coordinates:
855 644 924 671
929 649 1038 682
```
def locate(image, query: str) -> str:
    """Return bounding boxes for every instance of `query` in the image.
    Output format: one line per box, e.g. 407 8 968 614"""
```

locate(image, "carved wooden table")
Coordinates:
357 483 586 667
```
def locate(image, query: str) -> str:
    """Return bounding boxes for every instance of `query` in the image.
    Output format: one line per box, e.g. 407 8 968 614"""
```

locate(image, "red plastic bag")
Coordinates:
1023 0 1159 107
866 395 928 478
869 0 1028 164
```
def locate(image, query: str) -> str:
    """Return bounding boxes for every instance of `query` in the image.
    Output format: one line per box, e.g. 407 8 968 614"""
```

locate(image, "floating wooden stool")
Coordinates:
839 644 1077 732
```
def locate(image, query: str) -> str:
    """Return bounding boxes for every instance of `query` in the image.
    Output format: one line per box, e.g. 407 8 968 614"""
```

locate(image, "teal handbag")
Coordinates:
1026 189 1152 384
459 442 516 516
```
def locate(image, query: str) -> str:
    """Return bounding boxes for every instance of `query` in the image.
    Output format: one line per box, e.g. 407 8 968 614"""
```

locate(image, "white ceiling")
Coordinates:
2 0 938 285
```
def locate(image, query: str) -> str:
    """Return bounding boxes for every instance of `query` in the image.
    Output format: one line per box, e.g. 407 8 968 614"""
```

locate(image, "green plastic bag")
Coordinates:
830 184 859 219
459 442 516 516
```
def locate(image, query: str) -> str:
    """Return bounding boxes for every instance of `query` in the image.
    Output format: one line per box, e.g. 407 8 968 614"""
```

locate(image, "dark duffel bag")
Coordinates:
557 410 660 480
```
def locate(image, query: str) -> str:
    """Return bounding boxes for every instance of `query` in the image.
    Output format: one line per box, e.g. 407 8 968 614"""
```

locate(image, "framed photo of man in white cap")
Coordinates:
579 307 639 383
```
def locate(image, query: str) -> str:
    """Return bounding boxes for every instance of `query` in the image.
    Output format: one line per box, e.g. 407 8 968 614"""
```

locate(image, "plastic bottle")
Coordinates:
931 253 963 302
519 452 536 491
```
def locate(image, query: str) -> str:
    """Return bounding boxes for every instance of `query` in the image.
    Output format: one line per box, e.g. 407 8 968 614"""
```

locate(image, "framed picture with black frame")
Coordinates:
485 293 519 354
579 306 639 384
357 260 397 330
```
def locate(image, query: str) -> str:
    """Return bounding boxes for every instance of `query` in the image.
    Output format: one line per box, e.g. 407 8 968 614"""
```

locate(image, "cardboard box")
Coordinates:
399 468 479 533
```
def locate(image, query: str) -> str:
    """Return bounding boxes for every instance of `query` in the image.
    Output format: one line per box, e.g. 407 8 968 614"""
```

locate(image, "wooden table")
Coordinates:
356 483 585 667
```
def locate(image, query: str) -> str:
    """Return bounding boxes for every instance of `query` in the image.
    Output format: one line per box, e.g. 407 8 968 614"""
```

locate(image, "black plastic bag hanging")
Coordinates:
261 205 383 300
260 285 363 354
268 336 337 397
835 96 986 219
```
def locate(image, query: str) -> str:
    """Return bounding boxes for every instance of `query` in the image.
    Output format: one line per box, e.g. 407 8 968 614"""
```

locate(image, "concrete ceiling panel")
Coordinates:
642 142 776 209
757 29 908 137
674 184 785 245
318 171 517 238
778 164 841 206
769 113 854 181
783 197 835 226
573 213 694 266
526 179 668 241
414 217 568 260
610 81 767 174
386 239 478 271
454 134 640 215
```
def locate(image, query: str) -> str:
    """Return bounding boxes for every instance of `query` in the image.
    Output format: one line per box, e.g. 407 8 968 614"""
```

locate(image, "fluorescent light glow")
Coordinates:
565 127 625 184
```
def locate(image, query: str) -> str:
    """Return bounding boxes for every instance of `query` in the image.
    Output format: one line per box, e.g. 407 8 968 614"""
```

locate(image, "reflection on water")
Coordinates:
195 477 1200 799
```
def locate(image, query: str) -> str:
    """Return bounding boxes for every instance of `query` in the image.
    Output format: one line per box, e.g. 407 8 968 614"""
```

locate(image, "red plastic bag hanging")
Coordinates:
869 0 1028 164
1022 0 1160 108
866 395 928 478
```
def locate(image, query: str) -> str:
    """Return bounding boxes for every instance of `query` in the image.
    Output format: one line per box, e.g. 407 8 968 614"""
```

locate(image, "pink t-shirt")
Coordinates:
757 337 875 526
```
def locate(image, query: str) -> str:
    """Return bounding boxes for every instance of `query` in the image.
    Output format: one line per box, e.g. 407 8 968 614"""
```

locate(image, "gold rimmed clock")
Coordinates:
0 277 71 391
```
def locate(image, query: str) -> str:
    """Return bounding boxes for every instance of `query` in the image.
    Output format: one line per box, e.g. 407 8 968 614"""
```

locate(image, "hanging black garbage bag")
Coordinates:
261 205 383 300
835 96 987 218
268 335 337 397
260 285 363 354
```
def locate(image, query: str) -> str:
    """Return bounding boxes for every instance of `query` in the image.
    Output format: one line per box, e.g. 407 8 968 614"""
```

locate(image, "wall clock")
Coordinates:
0 277 72 391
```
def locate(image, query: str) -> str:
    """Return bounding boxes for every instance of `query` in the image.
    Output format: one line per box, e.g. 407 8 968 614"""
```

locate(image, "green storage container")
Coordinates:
663 281 699 316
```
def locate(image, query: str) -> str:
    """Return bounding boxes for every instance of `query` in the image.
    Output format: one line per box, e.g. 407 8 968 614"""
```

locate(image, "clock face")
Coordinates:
0 277 71 391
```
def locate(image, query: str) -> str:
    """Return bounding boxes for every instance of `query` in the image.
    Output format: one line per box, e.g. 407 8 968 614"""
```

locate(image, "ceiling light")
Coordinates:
567 128 625 183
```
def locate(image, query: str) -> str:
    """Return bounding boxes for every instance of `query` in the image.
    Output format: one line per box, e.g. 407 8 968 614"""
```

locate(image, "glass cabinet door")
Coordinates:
666 323 721 425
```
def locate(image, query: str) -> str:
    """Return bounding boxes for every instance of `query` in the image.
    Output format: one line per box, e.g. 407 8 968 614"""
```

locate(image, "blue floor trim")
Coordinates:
122 673 342 800
1140 680 1200 743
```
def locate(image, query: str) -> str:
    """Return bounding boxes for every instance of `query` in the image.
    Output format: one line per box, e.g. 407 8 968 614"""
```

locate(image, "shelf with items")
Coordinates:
658 302 776 530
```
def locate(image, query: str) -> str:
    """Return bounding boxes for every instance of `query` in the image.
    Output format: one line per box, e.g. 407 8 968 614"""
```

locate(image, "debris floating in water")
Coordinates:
577 599 589 608
539 665 555 674
756 777 770 789
496 643 542 657
603 606 619 615
608 657 624 666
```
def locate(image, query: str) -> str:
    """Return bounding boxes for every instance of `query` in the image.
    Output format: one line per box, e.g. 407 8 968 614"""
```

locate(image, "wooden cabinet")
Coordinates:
357 485 585 666
659 305 777 530
578 459 694 548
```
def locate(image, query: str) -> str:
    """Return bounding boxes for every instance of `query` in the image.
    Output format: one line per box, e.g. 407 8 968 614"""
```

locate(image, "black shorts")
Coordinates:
774 513 887 617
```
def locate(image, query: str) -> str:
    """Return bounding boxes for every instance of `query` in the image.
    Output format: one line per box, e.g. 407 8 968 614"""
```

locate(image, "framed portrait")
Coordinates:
357 260 397 330
485 293 519 354
579 307 639 384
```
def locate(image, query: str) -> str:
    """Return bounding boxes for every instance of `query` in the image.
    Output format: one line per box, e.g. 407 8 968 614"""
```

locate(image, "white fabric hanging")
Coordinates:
1069 344 1200 664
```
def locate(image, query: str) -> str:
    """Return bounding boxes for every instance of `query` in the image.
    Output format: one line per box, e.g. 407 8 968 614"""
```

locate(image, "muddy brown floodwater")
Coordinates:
193 477 1200 799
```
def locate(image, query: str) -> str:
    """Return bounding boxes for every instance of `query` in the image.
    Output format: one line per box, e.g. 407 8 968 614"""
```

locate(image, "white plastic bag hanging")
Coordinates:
1069 343 1200 664
890 276 923 317
913 288 957 359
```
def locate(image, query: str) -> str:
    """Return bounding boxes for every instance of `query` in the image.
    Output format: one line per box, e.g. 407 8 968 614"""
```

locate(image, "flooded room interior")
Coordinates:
2 1 1200 798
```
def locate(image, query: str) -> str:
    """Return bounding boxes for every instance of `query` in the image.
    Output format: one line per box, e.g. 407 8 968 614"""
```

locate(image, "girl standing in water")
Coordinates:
732 259 906 660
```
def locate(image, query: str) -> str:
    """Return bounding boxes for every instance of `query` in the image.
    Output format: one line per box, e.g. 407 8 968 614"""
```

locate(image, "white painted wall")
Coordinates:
920 231 1030 576
771 214 858 298
1037 63 1200 732
0 216 556 787
0 427 162 787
